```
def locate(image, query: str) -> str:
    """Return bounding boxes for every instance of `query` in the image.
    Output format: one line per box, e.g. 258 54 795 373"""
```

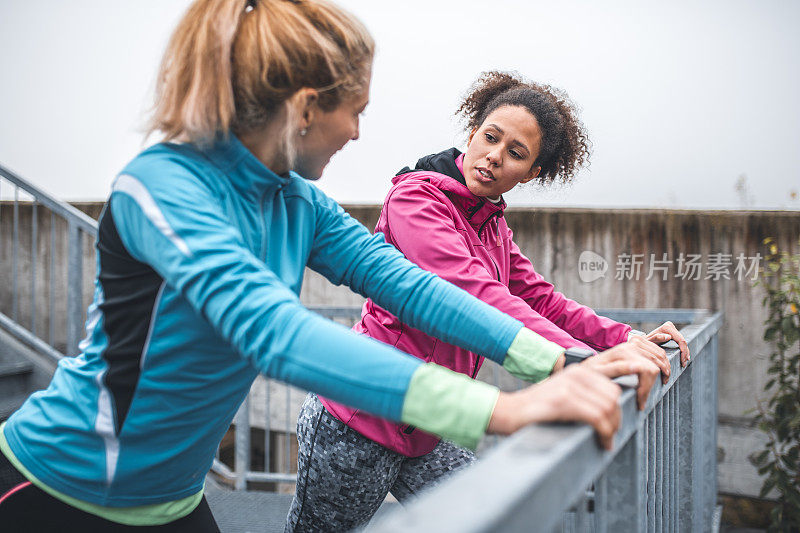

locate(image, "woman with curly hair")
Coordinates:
287 71 690 532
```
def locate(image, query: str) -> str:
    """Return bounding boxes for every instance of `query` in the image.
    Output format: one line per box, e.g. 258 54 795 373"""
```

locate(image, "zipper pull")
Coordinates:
497 235 502 247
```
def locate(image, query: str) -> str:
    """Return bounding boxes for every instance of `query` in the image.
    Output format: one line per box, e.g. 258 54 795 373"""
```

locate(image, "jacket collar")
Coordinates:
394 148 505 231
201 133 291 196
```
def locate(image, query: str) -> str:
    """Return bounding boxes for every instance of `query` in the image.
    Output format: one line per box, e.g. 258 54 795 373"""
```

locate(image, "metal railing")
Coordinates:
210 307 720 509
0 164 98 362
369 310 723 533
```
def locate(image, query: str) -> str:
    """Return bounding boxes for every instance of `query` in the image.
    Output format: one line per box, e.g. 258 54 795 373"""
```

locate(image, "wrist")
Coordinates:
488 386 556 435
627 329 646 341
551 352 566 372
487 392 518 435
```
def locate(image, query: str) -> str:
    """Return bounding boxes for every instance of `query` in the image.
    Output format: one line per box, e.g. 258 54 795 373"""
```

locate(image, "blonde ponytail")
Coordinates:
149 0 374 145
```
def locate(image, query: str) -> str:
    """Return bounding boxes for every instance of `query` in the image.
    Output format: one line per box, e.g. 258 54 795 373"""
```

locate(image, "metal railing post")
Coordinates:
669 386 677 532
49 212 56 346
702 334 719 531
264 379 272 476
66 221 84 356
234 395 251 491
31 202 38 335
657 401 665 529
12 187 20 321
647 413 656 531
285 385 291 475
595 428 647 532
678 355 697 531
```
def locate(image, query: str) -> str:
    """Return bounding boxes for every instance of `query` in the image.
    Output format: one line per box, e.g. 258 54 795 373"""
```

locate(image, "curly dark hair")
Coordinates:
456 71 591 185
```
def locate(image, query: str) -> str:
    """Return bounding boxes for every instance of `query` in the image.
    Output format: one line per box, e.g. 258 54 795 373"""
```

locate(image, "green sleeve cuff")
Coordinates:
400 363 499 450
503 327 565 383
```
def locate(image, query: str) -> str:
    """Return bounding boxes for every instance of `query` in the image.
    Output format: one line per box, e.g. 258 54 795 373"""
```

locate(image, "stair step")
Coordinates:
0 391 30 422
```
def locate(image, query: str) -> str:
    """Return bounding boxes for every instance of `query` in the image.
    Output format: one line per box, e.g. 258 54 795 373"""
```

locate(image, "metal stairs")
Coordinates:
0 327 56 421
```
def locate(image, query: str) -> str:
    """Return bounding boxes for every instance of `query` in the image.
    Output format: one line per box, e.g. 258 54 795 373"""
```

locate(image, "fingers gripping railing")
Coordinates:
0 164 98 361
368 312 722 533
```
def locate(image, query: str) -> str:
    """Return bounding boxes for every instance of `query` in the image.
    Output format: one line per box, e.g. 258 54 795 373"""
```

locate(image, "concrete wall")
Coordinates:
2 201 798 498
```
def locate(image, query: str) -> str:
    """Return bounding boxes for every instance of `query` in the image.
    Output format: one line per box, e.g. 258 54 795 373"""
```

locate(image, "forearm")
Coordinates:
401 363 499 449
311 223 523 364
540 297 630 350
399 330 566 448
509 242 630 349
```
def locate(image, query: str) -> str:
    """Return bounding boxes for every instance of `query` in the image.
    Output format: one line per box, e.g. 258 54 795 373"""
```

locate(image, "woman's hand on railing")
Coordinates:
644 321 690 367
581 338 664 409
487 365 622 450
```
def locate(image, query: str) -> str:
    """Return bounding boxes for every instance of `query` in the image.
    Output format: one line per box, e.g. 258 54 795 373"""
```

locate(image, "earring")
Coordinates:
300 128 307 137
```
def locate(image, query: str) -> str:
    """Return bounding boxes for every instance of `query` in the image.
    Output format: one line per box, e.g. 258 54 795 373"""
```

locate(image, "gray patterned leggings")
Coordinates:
284 393 475 532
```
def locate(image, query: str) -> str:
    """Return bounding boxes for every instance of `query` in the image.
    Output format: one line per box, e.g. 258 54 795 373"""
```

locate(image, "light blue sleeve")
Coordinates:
305 188 523 364
109 165 422 422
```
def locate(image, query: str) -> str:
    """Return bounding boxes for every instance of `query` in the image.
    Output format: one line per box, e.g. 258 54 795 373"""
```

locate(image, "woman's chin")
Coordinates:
466 180 494 198
293 163 325 181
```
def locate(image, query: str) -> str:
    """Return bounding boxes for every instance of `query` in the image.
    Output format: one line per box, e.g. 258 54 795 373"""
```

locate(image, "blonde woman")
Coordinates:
0 1 660 531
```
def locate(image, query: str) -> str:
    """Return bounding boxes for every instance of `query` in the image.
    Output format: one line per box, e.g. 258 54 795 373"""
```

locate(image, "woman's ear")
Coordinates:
466 127 478 147
292 88 319 131
520 166 541 184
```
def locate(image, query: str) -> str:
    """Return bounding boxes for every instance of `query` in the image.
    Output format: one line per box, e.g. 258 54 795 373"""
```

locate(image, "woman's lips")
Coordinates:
474 167 495 183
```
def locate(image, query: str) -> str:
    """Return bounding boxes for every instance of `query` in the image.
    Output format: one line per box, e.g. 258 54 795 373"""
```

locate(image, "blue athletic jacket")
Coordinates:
3 135 522 506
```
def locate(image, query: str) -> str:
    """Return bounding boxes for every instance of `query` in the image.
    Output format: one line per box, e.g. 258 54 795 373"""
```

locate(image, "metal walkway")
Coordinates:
204 477 398 533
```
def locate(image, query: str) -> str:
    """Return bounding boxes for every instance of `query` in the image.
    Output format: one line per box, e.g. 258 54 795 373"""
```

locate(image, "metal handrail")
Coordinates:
369 312 723 533
0 163 98 360
0 164 98 234
211 307 720 516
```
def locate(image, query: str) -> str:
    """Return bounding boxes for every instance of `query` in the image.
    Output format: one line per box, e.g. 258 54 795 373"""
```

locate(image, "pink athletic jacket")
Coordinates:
320 148 630 457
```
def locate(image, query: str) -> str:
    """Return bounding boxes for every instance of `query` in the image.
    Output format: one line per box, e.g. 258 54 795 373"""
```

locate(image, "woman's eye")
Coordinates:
509 150 523 159
485 133 496 142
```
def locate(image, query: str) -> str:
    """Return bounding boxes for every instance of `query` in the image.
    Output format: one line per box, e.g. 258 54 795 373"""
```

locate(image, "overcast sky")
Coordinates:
1 0 798 209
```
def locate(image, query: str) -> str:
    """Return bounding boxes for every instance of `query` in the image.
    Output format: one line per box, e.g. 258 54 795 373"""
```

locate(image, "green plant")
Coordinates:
749 238 800 532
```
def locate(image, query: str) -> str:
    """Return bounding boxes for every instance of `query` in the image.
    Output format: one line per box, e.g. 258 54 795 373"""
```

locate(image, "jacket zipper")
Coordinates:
489 256 501 282
477 211 502 240
470 358 481 379
258 190 270 259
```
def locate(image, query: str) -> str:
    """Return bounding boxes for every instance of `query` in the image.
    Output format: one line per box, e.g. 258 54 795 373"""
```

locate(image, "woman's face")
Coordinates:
294 81 370 180
462 105 543 198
